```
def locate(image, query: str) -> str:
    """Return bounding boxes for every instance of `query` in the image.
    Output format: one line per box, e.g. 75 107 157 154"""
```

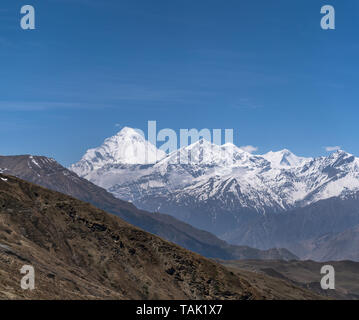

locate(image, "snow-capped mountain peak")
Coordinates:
70 127 166 176
71 127 359 231
262 149 312 169
158 138 250 167
328 149 353 161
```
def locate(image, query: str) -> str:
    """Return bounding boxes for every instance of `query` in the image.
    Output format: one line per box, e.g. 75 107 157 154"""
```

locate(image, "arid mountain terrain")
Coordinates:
0 155 296 261
0 174 320 300
219 259 359 300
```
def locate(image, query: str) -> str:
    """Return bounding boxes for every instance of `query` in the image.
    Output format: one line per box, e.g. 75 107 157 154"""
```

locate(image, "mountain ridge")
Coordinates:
68 128 359 260
0 155 297 261
71 128 359 216
0 173 288 299
0 173 324 300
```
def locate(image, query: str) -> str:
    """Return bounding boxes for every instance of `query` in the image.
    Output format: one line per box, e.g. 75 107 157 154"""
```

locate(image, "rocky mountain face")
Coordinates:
0 174 319 300
71 129 359 219
69 128 359 260
0 155 297 261
221 194 359 259
299 225 359 262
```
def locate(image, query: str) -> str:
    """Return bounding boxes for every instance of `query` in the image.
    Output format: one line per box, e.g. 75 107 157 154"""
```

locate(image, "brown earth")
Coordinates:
219 259 359 300
0 155 297 261
0 173 321 300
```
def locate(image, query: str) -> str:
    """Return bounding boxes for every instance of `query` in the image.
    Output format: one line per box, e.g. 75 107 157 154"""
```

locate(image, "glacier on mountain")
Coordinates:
70 127 359 237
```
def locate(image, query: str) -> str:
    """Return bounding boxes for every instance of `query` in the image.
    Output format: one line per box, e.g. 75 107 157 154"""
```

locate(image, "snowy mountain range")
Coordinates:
70 127 359 247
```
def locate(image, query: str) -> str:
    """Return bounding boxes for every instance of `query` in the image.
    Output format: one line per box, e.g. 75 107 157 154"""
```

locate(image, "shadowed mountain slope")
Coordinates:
0 174 318 300
222 195 359 261
0 155 297 261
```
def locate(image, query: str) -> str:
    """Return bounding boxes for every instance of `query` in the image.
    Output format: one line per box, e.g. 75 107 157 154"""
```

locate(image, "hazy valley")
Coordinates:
70 128 359 261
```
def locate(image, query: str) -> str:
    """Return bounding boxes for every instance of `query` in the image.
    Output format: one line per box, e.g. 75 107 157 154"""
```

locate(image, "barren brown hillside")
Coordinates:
0 174 320 300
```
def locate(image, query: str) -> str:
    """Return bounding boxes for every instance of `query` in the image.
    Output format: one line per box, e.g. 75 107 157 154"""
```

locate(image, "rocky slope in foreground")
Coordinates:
0 155 297 261
0 174 319 300
220 260 359 300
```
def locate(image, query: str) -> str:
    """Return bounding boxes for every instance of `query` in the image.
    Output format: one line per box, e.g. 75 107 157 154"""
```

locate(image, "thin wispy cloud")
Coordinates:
325 146 341 152
30 78 215 108
0 101 84 111
240 145 258 153
48 0 101 7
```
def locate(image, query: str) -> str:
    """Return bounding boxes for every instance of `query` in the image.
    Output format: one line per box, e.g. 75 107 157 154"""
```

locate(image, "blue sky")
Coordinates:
0 0 358 166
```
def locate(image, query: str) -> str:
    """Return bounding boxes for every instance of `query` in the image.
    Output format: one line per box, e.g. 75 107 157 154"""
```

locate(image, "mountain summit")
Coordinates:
71 128 359 213
262 149 312 168
70 128 359 254
70 127 166 176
